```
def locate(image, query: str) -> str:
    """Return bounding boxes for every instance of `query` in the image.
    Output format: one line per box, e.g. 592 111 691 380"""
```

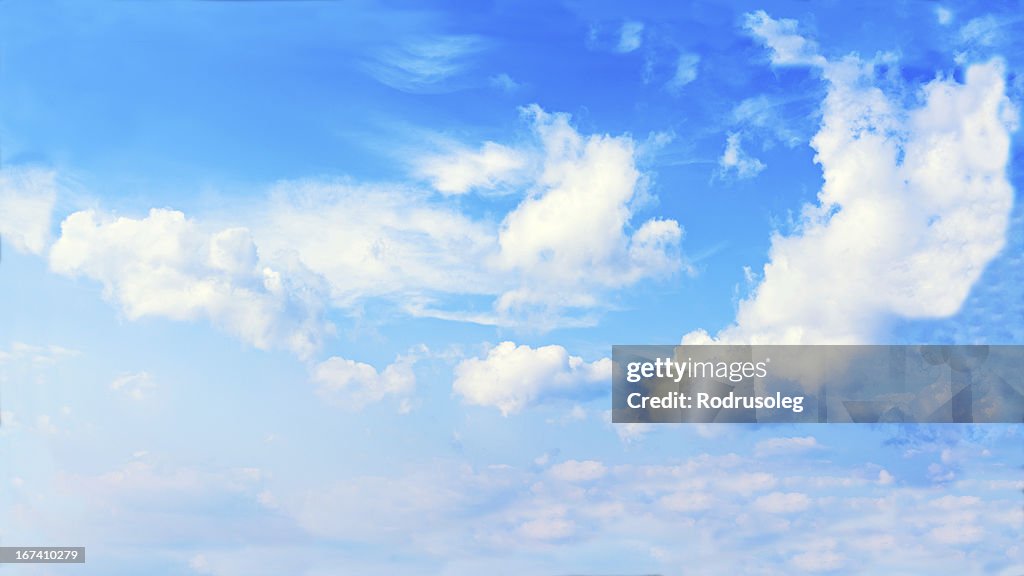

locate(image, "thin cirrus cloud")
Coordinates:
363 34 487 93
666 52 700 94
0 166 58 255
686 11 1018 345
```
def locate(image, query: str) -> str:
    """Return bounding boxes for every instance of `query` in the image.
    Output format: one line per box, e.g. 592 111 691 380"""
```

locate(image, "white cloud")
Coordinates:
791 544 846 572
754 491 812 513
0 166 58 255
617 21 644 53
667 52 700 93
489 73 521 93
929 523 984 545
744 10 827 67
49 208 332 358
418 141 527 195
687 41 1017 344
720 471 778 495
549 459 607 482
936 7 953 26
365 34 485 93
492 106 683 321
262 105 683 330
732 95 802 147
110 371 156 401
959 15 1005 48
719 132 766 179
452 341 610 415
518 512 575 541
31 107 682 353
313 351 418 411
0 342 79 365
754 436 821 457
660 491 714 512
41 106 683 354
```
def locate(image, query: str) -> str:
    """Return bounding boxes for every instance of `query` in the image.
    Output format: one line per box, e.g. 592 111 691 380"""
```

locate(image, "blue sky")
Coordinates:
1 1 1022 574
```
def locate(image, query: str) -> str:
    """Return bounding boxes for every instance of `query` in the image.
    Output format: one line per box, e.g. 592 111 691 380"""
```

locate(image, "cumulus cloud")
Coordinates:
754 436 821 457
312 351 418 411
491 106 683 320
617 21 644 53
276 104 683 329
0 166 58 255
50 208 332 358
549 459 607 482
744 10 827 67
452 341 610 415
41 106 682 353
418 141 527 194
719 132 766 179
754 491 812 514
688 16 1017 345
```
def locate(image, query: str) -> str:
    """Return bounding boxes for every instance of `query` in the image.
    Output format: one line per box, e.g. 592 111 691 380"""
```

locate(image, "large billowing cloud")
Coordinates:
687 13 1018 345
0 167 58 255
49 209 332 358
257 105 683 329
41 106 681 355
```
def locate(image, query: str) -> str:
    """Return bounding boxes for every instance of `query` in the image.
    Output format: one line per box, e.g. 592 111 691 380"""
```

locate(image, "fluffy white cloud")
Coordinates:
754 491 812 514
549 459 607 482
0 166 58 255
452 341 610 415
50 208 332 358
719 132 766 178
492 106 683 319
518 511 575 541
790 543 846 572
744 10 827 67
667 52 700 93
754 436 821 457
617 21 644 53
688 19 1017 344
312 352 417 411
265 106 683 329
41 106 681 353
418 141 527 194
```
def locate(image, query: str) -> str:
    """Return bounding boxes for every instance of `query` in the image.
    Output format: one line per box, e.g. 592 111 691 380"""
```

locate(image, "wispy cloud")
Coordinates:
617 21 644 53
718 132 765 179
364 34 486 93
666 52 700 94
